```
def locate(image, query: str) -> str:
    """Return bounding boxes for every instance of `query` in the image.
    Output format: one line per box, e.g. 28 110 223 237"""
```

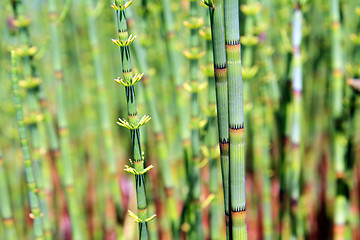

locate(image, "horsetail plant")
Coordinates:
125 8 160 240
331 0 351 238
128 8 179 239
111 1 155 239
183 0 205 238
0 147 18 240
48 0 85 238
11 50 44 239
160 0 192 175
259 108 273 240
250 98 273 240
224 0 247 238
11 1 53 237
255 0 280 107
84 0 123 235
200 20 222 240
202 0 231 238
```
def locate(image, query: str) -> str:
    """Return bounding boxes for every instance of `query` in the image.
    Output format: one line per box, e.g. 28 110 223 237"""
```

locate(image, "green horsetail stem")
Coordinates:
0 147 18 240
290 4 303 239
11 51 44 239
224 0 247 238
48 0 84 238
255 0 280 107
128 9 179 239
254 5 277 238
200 21 222 240
127 7 159 239
111 0 155 239
331 0 350 239
84 0 123 234
239 3 259 234
11 1 53 237
183 0 204 238
260 106 273 240
276 2 293 237
251 102 273 240
160 0 192 175
203 0 230 237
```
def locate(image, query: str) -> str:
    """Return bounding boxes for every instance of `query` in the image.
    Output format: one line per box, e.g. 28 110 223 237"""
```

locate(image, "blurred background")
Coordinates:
0 0 360 239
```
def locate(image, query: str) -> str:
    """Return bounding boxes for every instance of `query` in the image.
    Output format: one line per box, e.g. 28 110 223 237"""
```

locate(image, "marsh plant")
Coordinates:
1 0 360 240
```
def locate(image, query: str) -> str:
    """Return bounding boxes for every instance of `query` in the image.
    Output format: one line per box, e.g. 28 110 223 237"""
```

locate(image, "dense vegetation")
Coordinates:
1 0 360 239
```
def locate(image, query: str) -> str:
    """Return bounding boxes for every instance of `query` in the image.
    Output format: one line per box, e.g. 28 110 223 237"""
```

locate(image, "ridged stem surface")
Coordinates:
206 1 230 237
224 0 247 238
201 15 221 240
113 1 150 238
129 8 179 239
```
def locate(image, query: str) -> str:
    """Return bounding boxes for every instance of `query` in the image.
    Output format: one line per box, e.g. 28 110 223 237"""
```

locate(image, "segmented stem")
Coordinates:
11 51 44 240
48 0 84 238
224 0 247 238
0 147 18 239
113 1 151 238
206 0 231 237
84 0 123 234
185 0 204 238
331 0 350 238
129 8 179 239
11 1 53 237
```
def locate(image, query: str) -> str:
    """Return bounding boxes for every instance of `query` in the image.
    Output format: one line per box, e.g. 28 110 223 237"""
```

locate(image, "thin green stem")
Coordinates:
112 1 154 239
84 0 123 235
224 0 247 238
0 147 18 240
205 0 231 237
48 1 84 238
11 50 44 240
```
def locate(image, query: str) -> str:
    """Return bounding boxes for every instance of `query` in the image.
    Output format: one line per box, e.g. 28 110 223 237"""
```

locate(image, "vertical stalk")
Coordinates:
290 4 303 239
200 18 221 240
160 0 192 176
204 0 231 238
128 8 179 239
260 106 273 240
183 0 204 238
48 0 84 238
11 50 44 239
331 0 350 239
10 0 53 238
0 147 18 240
251 102 273 240
84 0 123 235
224 0 247 238
111 1 155 239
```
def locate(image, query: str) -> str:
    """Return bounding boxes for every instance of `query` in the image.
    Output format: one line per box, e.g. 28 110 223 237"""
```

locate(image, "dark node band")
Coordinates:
232 206 246 212
214 63 226 69
225 39 240 45
229 123 244 130
219 138 230 144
